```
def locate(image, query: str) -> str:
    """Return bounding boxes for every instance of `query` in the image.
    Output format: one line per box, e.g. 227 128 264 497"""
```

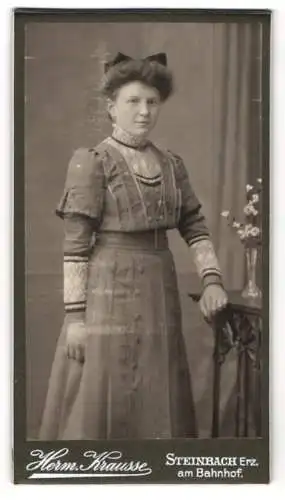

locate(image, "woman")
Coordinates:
40 52 228 440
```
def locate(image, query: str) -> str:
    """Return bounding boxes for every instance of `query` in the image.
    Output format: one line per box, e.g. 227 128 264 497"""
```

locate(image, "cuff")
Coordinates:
65 309 86 324
202 273 224 290
63 256 89 314
189 238 222 280
187 234 210 247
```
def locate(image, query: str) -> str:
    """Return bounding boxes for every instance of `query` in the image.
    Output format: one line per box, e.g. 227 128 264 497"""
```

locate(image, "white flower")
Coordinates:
257 178 262 184
252 194 259 203
244 205 251 216
250 227 260 237
244 204 258 216
237 229 246 240
244 224 253 236
232 221 241 228
221 210 230 217
246 184 254 192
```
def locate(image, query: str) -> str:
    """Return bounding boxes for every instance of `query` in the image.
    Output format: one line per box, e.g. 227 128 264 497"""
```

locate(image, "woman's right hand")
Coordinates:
65 321 87 364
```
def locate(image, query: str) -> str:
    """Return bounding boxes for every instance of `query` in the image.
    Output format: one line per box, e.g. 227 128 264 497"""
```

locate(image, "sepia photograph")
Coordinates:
14 8 270 483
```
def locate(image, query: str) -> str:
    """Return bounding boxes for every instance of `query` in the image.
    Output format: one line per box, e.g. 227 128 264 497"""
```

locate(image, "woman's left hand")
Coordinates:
199 284 228 321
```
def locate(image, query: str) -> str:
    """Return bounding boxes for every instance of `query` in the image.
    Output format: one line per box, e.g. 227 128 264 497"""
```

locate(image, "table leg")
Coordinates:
211 325 221 438
254 319 262 437
243 349 250 437
235 347 242 437
211 308 238 438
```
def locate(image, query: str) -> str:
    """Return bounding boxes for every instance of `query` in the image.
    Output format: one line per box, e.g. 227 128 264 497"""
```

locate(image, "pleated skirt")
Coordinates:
39 231 197 440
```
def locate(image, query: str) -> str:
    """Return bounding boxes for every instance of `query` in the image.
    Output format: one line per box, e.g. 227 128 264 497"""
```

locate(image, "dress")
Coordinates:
39 128 221 440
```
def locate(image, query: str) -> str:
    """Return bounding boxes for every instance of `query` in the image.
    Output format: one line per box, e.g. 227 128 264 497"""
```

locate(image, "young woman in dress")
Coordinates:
40 52 228 440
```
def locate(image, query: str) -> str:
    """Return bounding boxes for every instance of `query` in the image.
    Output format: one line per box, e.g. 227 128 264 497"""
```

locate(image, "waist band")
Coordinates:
95 230 168 251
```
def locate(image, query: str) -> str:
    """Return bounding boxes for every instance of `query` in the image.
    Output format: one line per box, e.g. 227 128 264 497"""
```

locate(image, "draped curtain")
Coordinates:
212 22 263 291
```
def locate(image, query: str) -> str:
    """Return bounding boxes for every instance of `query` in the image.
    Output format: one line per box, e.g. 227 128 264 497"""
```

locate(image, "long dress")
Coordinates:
39 131 216 440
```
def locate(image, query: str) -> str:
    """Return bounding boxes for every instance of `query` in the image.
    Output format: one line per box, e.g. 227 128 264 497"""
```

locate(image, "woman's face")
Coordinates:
108 81 161 136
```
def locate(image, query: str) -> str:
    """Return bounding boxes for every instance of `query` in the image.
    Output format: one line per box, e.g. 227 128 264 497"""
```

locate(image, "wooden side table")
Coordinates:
189 291 262 438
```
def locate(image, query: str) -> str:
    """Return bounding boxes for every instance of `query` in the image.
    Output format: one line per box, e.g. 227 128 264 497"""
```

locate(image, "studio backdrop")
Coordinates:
25 21 263 439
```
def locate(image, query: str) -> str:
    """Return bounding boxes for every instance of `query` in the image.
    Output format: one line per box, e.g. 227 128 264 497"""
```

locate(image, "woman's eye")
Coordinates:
128 98 140 103
148 99 158 105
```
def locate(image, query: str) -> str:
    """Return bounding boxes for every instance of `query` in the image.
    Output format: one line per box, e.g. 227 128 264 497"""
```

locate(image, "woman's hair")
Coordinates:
101 59 174 102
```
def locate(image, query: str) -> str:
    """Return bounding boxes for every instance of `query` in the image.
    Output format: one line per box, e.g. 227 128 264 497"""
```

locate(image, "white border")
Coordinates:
1 1 285 498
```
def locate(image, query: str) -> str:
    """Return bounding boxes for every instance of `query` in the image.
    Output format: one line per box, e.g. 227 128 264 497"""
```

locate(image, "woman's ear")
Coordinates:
107 98 116 123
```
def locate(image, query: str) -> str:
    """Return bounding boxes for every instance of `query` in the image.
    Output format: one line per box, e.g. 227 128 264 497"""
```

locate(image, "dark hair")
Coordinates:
101 59 174 102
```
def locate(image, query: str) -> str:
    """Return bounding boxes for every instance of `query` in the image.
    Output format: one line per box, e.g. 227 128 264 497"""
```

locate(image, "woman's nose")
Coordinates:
139 102 150 115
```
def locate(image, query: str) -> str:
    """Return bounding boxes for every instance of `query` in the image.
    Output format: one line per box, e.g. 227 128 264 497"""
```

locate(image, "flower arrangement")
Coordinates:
221 178 262 248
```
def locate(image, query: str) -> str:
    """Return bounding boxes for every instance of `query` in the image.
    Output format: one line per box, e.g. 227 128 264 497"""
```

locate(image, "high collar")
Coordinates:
111 125 149 149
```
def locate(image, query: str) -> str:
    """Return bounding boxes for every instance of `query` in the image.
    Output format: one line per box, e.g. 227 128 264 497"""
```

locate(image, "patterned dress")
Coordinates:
39 127 222 440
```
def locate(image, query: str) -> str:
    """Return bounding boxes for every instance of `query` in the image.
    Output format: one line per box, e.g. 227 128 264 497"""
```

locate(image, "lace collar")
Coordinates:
111 125 149 149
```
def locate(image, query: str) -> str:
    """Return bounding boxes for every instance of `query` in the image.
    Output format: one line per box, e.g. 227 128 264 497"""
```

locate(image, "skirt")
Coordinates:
39 230 197 440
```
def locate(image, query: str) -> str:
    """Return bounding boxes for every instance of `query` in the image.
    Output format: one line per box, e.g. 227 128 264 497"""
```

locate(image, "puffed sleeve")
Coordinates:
172 152 223 289
56 147 105 227
56 147 106 321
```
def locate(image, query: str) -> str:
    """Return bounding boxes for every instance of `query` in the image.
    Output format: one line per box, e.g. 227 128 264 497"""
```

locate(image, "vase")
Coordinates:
241 247 262 300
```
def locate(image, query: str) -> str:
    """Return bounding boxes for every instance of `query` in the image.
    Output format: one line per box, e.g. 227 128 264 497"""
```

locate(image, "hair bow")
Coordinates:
104 52 167 73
